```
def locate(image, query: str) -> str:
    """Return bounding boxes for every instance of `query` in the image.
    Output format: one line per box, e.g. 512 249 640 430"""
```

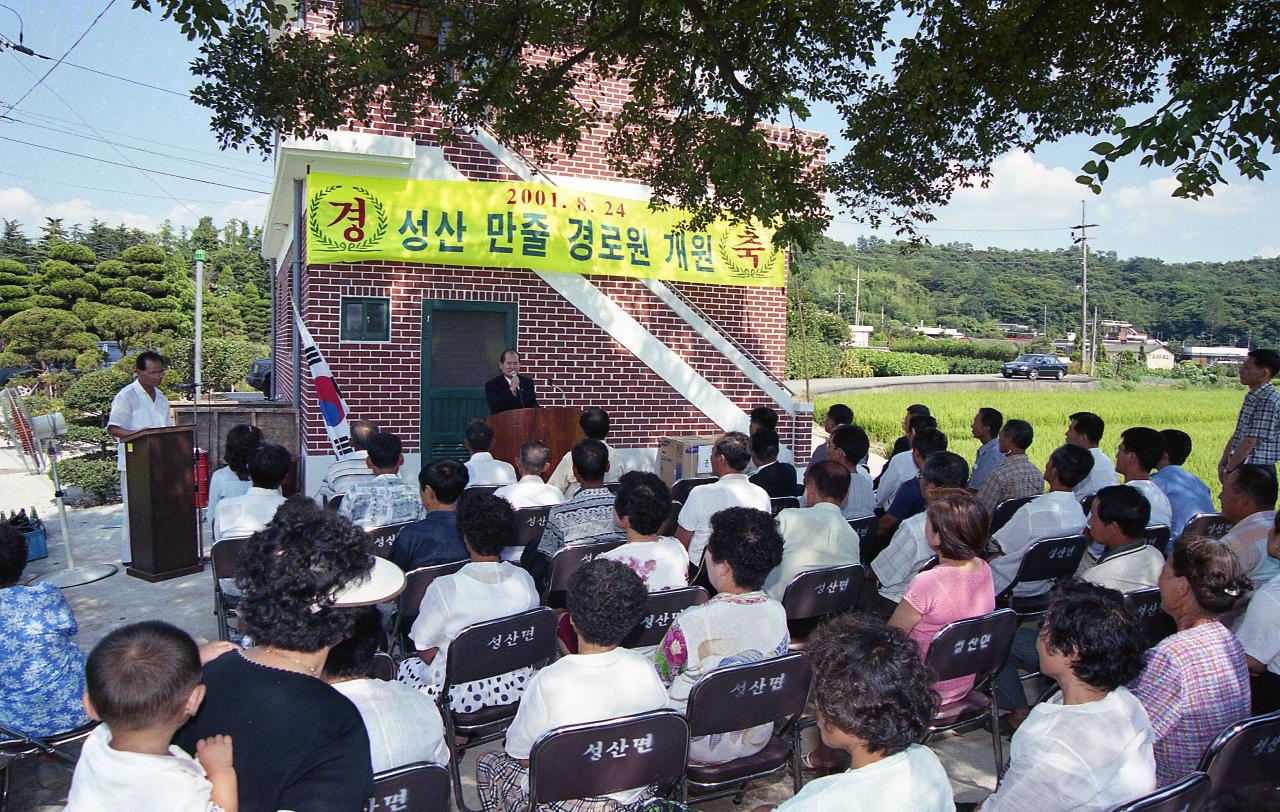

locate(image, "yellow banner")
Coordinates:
305 173 785 287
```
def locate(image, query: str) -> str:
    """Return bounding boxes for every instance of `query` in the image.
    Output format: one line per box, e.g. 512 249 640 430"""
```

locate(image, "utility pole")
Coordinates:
1072 202 1099 375
854 266 863 325
1043 303 1048 338
835 283 844 319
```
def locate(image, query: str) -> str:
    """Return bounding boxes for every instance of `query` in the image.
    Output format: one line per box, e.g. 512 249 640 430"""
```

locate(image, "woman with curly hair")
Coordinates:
980 580 1154 811
478 558 667 811
761 614 951 811
656 506 788 764
1131 535 1252 786
205 423 262 520
174 496 404 812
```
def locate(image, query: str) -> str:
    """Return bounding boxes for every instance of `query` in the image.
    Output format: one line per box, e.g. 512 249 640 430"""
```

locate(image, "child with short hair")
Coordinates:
66 621 237 812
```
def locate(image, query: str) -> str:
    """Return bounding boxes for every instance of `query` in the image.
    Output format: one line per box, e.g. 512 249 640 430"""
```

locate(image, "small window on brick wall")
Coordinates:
340 296 390 342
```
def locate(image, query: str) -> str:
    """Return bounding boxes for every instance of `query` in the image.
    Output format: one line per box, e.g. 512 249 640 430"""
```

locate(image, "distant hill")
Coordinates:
793 236 1280 348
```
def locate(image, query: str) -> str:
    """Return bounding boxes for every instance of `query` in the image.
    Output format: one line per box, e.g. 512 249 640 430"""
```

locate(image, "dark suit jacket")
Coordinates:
485 373 539 414
750 461 802 499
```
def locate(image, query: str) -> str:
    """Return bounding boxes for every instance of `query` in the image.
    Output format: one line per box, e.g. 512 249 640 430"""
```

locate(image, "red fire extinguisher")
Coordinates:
193 447 210 509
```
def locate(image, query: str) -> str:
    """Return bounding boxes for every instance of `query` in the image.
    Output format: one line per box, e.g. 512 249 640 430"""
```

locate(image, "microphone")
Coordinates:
544 375 568 401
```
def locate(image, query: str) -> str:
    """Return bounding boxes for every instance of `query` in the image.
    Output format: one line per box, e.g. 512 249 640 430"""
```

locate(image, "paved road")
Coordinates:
788 372 1100 397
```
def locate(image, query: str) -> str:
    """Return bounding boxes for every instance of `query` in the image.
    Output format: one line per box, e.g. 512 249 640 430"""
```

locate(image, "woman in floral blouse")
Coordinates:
0 523 91 737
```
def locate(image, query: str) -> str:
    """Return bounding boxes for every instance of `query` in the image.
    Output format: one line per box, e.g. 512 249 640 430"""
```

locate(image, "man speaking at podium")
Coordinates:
485 349 540 415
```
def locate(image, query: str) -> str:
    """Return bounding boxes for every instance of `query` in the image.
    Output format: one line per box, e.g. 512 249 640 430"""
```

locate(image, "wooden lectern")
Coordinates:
124 425 202 582
487 407 586 476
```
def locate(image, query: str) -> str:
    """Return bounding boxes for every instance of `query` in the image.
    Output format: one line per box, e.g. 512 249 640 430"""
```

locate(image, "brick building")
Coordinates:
260 8 814 492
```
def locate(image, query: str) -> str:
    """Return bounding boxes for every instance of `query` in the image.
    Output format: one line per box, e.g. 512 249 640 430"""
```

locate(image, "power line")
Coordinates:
829 216 1069 234
0 169 246 205
0 135 269 194
1 33 190 97
0 0 117 117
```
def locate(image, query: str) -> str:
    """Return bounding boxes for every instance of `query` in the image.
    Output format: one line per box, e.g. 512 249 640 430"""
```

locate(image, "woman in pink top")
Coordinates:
889 489 996 706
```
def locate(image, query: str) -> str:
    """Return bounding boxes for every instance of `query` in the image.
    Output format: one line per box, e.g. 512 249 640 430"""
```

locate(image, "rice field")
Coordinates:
814 387 1243 496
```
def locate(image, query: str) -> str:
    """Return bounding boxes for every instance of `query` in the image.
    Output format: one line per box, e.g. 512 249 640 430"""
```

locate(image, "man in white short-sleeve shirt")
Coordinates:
676 433 770 565
1217 464 1280 585
546 408 628 497
1115 427 1173 529
1066 412 1120 499
107 351 172 563
827 424 876 520
1237 521 1280 676
494 440 565 508
765 461 861 600
463 420 517 487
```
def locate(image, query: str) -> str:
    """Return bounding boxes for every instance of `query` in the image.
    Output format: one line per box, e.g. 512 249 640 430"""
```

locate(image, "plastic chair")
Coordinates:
1080 494 1096 516
326 493 344 512
505 504 552 562
780 563 865 650
371 651 397 682
541 539 624 607
365 521 415 560
527 710 690 807
210 534 253 641
1196 709 1280 808
0 721 97 812
659 478 718 536
391 560 468 657
1182 512 1234 540
1141 525 1172 555
990 495 1037 534
770 496 800 516
462 485 500 496
439 607 557 811
847 514 878 567
1122 588 1176 648
1252 671 1280 716
921 608 1019 778
1109 771 1209 812
995 534 1090 618
620 587 709 650
368 761 450 812
683 653 813 801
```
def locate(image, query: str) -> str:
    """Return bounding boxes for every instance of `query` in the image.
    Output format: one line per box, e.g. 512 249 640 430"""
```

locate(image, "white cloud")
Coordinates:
0 186 268 236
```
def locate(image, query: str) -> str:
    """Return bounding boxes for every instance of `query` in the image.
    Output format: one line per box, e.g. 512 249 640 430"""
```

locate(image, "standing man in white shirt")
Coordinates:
107 350 172 564
967 407 1004 491
1115 427 1173 529
676 432 770 566
1067 411 1119 499
463 420 517 487
494 441 565 508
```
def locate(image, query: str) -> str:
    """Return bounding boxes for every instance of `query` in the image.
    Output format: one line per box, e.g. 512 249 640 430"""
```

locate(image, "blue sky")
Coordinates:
1 1 1275 263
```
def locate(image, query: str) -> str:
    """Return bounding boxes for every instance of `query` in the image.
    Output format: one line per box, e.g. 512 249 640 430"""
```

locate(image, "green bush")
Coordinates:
848 350 949 377
62 423 113 452
889 339 1019 362
64 368 132 418
167 335 266 392
943 356 1003 374
835 352 874 378
55 455 120 501
786 338 841 379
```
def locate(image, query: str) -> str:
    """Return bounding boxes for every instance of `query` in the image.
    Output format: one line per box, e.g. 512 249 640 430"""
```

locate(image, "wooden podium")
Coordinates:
124 425 202 582
487 407 585 476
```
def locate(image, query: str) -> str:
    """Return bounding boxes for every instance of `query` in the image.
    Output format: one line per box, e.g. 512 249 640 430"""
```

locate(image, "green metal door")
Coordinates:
421 300 517 461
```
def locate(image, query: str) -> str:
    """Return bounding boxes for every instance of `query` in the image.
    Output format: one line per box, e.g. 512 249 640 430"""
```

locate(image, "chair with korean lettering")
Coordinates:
1110 772 1210 812
439 607 557 812
541 539 624 608
848 514 879 567
505 505 552 563
658 477 718 536
1253 671 1280 716
780 563 865 651
371 651 397 682
1122 588 1177 648
1183 512 1234 540
390 560 468 657
368 761 450 812
210 533 253 641
1141 525 1172 555
1196 709 1280 809
682 652 813 802
995 534 1090 619
526 710 690 808
0 721 97 812
990 495 1037 535
620 587 709 650
770 496 801 516
365 521 415 560
462 485 500 497
921 608 1019 777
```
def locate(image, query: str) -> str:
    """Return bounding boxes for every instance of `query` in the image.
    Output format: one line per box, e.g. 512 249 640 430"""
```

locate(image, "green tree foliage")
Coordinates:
238 281 270 341
110 244 182 331
0 220 35 266
0 309 99 370
0 258 32 319
91 308 160 356
167 335 266 392
64 368 133 420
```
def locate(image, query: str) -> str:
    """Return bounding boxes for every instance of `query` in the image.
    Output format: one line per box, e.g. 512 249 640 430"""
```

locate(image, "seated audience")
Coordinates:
314 419 378 504
746 406 795 471
1217 462 1279 584
1079 485 1163 592
981 581 1155 812
828 424 876 519
177 498 396 811
675 432 771 566
749 427 800 499
809 403 854 465
547 407 626 496
869 452 970 617
1131 536 1252 786
1236 513 1280 677
323 608 448 773
495 440 566 508
769 615 952 811
389 458 469 571
889 490 996 705
338 432 424 528
764 461 860 600
878 427 949 539
989 444 1092 598
68 621 237 812
399 493 539 711
0 524 91 738
875 413 938 510
1116 427 1173 529
463 420 517 487
658 507 788 764
206 423 261 520
1065 412 1119 499
527 440 625 587
600 471 689 591
1151 429 1215 540
967 407 1004 491
214 442 290 541
883 404 931 469
976 419 1043 515
476 559 667 810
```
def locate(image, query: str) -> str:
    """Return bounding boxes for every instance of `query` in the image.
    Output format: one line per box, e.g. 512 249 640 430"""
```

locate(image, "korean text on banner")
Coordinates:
293 307 355 459
305 173 785 287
